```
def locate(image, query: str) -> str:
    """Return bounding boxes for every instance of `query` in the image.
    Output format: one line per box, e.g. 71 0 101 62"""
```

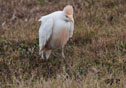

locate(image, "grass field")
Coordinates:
0 0 126 88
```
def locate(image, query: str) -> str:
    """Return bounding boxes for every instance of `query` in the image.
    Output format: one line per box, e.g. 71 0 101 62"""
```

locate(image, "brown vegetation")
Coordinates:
0 0 126 88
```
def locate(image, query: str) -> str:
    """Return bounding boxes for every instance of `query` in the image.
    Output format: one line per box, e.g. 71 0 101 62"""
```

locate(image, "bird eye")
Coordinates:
66 15 68 18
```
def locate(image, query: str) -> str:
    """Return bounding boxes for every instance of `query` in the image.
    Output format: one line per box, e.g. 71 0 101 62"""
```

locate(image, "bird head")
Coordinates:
63 5 74 23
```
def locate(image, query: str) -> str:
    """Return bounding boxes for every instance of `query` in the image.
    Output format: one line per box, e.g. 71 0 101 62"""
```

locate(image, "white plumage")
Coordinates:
38 5 74 60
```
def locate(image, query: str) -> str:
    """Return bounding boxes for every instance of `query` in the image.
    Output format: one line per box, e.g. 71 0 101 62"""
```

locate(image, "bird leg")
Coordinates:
43 52 50 74
62 48 70 69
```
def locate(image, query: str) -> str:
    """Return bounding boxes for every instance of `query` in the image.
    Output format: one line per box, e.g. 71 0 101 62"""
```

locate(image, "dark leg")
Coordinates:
43 52 50 74
62 48 77 78
62 48 70 68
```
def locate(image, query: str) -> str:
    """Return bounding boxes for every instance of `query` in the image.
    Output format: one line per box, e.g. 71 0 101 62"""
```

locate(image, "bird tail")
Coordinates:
39 50 52 59
39 50 44 59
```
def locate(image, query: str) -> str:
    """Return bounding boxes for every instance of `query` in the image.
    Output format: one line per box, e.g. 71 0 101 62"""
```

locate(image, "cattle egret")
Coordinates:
38 5 74 68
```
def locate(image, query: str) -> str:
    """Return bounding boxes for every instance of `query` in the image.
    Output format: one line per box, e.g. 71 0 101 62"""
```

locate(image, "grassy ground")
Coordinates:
0 0 126 88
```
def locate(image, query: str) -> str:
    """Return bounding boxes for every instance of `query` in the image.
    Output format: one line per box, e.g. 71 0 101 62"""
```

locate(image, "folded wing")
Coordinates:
39 18 53 52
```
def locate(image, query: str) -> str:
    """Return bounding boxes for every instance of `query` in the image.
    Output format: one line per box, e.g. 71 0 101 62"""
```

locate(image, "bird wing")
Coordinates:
69 22 74 38
39 18 53 51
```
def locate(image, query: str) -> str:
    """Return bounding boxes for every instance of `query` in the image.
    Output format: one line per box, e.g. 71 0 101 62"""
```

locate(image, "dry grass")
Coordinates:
5 73 126 88
0 0 126 88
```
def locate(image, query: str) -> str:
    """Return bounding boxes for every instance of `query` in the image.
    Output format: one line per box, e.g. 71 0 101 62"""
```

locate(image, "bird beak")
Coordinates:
68 16 74 23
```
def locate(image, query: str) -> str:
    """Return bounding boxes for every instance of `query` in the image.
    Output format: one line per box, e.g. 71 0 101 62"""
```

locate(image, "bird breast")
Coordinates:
48 20 70 49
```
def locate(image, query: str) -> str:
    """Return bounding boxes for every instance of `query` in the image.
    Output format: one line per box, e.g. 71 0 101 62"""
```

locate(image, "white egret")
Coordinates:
38 5 74 68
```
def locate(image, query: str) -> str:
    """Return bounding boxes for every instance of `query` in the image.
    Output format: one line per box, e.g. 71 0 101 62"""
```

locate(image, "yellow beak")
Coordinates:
68 16 74 23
